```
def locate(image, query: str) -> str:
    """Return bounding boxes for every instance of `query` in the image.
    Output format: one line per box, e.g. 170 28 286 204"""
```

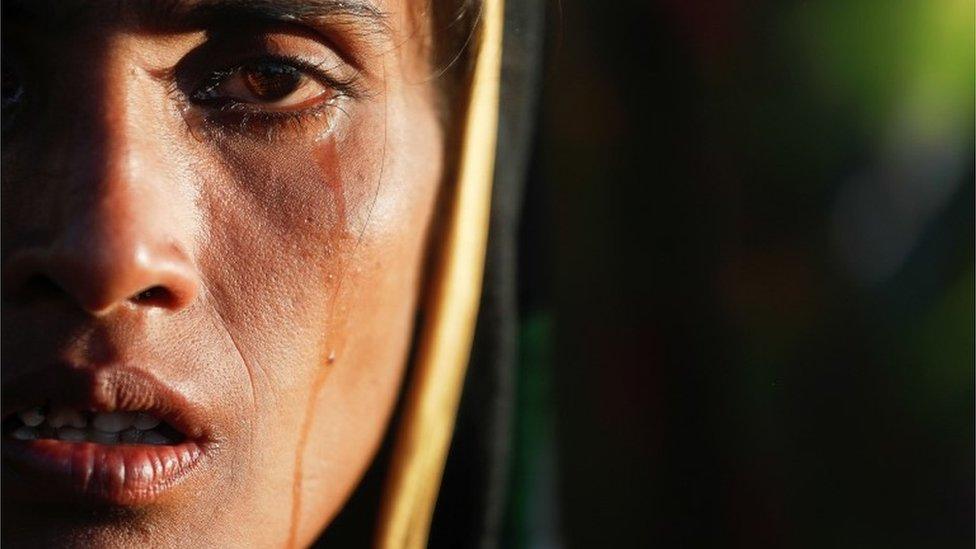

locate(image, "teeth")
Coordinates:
57 428 87 442
10 406 176 445
133 413 161 430
17 407 44 427
142 431 174 445
92 412 135 433
120 428 143 444
48 406 87 429
90 430 119 444
11 426 38 440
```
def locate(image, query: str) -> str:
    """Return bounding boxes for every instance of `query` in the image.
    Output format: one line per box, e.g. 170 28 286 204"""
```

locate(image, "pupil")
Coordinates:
243 63 301 102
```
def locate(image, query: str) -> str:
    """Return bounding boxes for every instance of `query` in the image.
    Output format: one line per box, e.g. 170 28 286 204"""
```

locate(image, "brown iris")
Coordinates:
241 62 302 102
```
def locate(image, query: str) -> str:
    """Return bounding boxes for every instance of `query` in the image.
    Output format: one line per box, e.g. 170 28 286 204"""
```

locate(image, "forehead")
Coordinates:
4 0 435 78
3 0 427 41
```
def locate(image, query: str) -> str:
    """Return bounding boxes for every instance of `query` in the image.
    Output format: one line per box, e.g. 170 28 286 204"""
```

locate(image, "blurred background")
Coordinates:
509 0 974 547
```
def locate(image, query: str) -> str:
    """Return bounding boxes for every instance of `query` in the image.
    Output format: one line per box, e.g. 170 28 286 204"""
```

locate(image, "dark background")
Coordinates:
511 1 975 547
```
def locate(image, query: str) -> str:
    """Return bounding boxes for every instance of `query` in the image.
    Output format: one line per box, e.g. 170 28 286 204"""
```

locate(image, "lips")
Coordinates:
2 365 219 506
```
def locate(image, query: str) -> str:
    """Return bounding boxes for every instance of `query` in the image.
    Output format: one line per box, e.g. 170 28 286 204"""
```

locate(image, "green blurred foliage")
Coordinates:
795 0 975 138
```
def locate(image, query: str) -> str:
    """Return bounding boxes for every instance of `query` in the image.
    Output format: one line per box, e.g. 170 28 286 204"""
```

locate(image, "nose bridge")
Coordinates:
93 76 171 243
17 46 201 315
99 48 166 197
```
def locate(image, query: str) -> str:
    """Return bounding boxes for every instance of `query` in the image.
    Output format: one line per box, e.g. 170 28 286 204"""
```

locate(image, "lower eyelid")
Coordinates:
190 96 345 142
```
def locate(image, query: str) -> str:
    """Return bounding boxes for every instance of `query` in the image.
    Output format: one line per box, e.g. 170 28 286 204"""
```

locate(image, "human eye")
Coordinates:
183 54 361 138
193 56 337 110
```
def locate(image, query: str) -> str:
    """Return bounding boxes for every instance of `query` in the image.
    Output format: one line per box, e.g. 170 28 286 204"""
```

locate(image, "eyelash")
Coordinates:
175 54 362 140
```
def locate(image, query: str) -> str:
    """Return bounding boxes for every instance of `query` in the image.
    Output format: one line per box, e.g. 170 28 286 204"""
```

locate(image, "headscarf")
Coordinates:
381 0 545 547
314 1 544 545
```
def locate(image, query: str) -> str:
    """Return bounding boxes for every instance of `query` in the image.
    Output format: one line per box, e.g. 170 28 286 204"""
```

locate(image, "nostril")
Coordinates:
3 244 199 313
131 285 176 308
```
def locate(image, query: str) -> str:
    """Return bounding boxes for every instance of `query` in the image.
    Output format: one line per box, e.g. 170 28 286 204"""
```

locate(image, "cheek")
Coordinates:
194 122 438 362
290 96 444 539
193 103 441 464
193 146 350 411
183 86 442 541
194 142 344 377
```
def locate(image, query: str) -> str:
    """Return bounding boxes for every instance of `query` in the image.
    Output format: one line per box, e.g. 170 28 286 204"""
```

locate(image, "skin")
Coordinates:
1 0 444 546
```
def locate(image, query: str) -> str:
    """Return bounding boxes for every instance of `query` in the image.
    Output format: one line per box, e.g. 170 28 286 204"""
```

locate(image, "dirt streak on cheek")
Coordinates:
287 137 351 548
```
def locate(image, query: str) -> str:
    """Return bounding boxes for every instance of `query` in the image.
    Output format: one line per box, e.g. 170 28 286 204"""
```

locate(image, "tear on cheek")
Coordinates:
313 138 348 233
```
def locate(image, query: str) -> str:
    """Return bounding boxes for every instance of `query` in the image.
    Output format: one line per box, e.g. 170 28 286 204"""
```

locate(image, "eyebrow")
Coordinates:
5 0 390 38
180 0 389 35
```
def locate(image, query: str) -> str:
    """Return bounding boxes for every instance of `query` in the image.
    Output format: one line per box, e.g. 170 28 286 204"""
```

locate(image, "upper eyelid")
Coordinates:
202 20 372 78
164 28 369 99
194 13 387 75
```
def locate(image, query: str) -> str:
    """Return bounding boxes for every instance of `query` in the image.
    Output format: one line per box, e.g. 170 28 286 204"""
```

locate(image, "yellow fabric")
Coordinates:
375 1 505 547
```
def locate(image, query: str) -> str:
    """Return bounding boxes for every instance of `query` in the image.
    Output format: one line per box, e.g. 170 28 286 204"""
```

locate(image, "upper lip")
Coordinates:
2 363 216 443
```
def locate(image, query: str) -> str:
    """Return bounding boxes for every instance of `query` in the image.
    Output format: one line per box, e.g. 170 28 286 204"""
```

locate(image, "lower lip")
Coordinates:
3 437 206 505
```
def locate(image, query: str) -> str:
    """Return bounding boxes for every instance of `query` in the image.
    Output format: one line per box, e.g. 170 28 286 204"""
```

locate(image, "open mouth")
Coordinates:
1 368 217 506
5 406 187 445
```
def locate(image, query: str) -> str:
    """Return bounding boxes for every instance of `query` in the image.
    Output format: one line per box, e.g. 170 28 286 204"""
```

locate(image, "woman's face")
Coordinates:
2 0 442 546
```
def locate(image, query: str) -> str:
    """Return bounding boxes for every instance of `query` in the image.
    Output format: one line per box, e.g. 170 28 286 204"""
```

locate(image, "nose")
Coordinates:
3 66 199 315
4 214 200 315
